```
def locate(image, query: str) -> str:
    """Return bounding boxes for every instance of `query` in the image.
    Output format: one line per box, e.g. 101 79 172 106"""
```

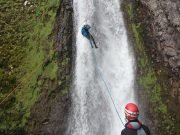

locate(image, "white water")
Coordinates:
67 0 136 134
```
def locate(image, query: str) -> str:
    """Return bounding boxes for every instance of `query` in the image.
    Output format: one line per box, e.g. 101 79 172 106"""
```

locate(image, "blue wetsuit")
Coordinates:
81 25 91 39
81 25 98 48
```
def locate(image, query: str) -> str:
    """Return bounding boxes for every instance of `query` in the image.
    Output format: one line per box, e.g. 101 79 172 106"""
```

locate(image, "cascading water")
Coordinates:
67 0 136 134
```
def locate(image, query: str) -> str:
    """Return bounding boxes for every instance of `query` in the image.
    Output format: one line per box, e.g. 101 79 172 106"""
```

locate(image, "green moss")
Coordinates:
127 3 133 19
124 1 175 134
62 57 70 66
132 23 144 51
0 68 3 81
61 87 69 96
0 0 60 131
43 61 58 80
175 123 180 135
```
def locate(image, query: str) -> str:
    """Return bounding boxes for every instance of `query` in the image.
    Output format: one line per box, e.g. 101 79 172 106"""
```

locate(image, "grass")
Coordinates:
43 61 58 80
124 1 175 135
0 0 60 131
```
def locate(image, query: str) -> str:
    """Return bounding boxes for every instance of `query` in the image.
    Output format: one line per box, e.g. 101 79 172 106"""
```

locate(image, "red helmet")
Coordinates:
125 103 139 120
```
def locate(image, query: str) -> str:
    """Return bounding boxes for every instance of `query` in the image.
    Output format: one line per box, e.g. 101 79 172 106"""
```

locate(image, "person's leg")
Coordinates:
89 39 94 48
87 34 93 48
90 34 98 48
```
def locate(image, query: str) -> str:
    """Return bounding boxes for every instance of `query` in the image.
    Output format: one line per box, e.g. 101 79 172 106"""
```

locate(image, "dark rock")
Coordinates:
42 119 49 125
132 0 180 134
27 0 73 134
139 0 180 75
169 57 176 68
164 47 177 57
177 60 180 67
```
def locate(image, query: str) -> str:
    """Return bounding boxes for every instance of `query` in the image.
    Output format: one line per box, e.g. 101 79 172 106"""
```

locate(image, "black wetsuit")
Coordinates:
121 120 151 135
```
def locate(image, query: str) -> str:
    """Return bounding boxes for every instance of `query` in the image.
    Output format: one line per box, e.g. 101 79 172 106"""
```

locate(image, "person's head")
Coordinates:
124 103 139 121
84 24 90 28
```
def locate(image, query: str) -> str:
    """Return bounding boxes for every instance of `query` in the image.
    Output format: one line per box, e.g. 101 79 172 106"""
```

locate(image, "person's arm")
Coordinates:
146 127 151 135
142 125 151 135
87 25 91 30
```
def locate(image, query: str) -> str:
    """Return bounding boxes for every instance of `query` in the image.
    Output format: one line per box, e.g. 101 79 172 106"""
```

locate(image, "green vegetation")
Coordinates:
0 0 60 131
124 2 175 135
127 3 133 19
43 61 58 80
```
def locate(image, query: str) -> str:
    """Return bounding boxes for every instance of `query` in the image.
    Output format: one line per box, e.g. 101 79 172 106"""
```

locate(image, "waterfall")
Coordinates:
67 0 136 134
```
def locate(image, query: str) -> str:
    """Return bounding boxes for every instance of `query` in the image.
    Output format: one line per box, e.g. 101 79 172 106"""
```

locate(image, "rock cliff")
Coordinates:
136 0 180 134
122 0 180 134
140 0 180 74
27 0 73 134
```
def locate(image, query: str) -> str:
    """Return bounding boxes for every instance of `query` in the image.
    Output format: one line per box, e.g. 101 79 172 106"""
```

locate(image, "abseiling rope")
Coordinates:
92 50 125 127
80 0 125 127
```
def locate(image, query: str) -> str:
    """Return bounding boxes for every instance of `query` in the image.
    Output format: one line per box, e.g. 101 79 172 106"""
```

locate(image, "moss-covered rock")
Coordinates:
0 0 60 133
122 0 176 134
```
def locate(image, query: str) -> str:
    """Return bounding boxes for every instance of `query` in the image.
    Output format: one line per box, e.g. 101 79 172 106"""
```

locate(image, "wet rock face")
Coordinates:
27 0 73 134
140 0 180 75
138 0 180 131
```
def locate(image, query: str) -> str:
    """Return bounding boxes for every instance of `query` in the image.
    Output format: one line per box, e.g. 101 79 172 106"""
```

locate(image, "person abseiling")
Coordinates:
121 103 151 135
81 24 98 48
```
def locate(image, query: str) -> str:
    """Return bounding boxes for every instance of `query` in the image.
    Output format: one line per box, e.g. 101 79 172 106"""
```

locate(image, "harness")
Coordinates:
127 121 147 135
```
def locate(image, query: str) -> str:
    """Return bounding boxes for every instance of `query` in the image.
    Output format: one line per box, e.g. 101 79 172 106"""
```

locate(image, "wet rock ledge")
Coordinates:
28 0 73 134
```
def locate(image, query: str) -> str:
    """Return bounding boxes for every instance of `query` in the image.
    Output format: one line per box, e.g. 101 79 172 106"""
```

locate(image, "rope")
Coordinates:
79 1 124 126
92 50 125 126
0 63 42 106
